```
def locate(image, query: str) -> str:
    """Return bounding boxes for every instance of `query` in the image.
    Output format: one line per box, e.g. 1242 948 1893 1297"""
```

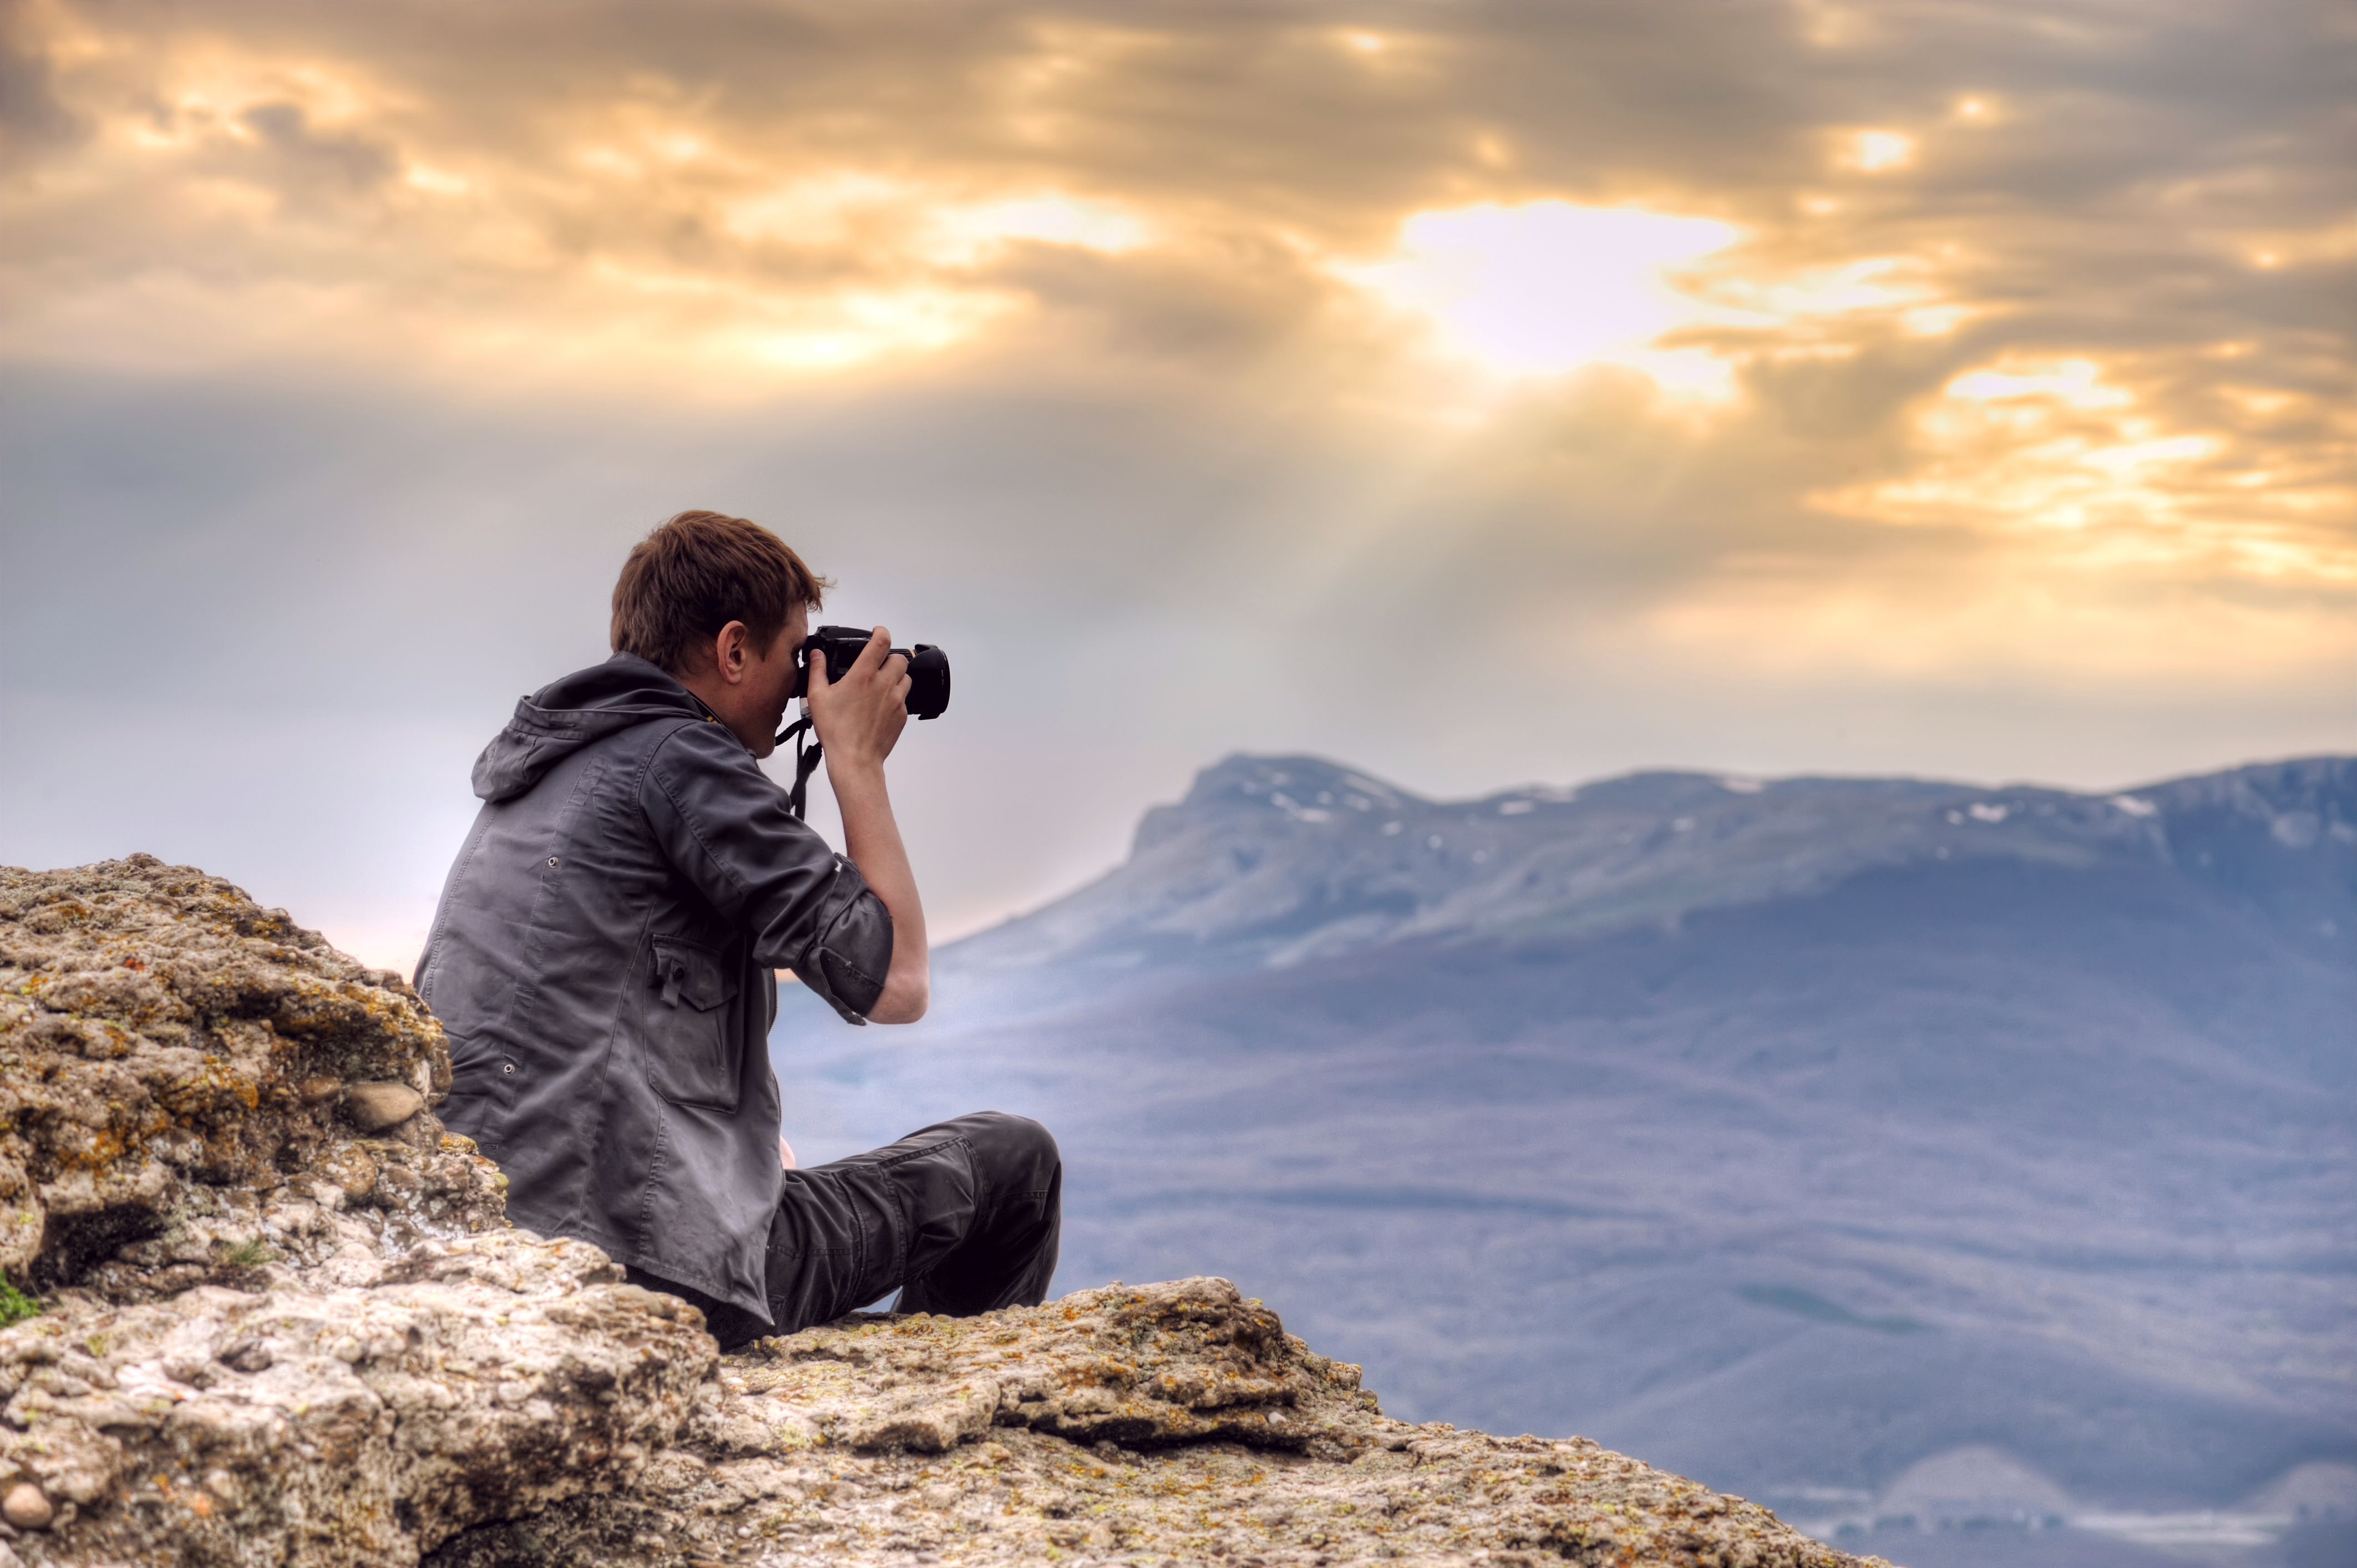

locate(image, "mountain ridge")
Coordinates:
949 752 2354 979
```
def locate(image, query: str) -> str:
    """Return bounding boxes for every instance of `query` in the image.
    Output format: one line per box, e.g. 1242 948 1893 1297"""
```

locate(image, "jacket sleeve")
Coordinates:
640 720 895 1024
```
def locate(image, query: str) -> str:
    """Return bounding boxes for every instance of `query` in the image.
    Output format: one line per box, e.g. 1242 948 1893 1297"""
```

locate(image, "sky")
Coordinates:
2 0 2352 970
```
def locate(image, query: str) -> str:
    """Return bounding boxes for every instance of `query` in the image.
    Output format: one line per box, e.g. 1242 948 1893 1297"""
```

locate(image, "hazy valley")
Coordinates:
770 753 2357 1565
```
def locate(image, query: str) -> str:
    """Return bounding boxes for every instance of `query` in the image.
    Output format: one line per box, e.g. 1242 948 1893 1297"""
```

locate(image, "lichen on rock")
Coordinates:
0 854 482 1295
0 858 1888 1567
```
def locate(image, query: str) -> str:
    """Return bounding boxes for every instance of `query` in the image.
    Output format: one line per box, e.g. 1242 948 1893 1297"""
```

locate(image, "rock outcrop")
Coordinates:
0 857 1885 1567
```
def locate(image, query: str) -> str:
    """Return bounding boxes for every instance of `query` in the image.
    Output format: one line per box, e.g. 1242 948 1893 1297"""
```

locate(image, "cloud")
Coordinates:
235 100 396 196
1 0 2350 955
0 15 84 154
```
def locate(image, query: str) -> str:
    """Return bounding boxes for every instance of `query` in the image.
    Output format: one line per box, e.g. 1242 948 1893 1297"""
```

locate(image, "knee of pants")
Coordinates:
970 1112 1059 1188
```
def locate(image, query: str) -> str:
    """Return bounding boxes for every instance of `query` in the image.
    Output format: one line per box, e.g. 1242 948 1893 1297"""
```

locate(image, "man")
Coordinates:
415 510 1060 1348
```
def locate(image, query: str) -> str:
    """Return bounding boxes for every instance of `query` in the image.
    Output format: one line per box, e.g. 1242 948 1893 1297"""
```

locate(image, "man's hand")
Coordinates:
805 627 910 772
807 626 930 1024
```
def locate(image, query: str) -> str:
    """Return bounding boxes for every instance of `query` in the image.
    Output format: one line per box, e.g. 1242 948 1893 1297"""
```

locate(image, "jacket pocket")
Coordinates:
640 935 743 1112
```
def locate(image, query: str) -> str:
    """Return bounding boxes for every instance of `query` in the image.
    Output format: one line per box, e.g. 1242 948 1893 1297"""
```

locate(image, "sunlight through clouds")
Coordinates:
1947 358 2131 410
926 194 1151 263
1814 351 2357 587
1337 202 1744 394
1838 129 1917 173
1 0 2350 773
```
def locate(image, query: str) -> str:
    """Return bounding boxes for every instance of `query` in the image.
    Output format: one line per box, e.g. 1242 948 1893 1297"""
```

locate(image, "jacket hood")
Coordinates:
472 653 722 802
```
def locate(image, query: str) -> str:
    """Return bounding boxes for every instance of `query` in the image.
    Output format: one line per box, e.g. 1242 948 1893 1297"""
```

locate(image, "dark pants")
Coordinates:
630 1111 1062 1351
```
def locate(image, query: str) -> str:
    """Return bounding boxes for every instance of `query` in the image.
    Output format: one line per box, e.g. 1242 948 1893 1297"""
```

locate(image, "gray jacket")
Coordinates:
415 653 891 1321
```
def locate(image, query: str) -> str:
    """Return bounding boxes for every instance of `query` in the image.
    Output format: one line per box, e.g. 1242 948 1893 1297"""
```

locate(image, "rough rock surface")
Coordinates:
0 857 1888 1567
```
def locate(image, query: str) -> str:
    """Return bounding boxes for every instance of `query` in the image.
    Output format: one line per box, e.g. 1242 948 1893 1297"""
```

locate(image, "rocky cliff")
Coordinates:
0 856 1882 1567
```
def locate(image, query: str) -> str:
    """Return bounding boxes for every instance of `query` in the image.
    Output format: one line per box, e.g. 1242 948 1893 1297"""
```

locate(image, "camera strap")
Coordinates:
775 716 824 821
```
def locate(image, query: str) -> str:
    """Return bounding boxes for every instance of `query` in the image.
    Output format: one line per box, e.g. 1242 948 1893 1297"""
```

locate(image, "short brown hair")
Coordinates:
610 510 827 676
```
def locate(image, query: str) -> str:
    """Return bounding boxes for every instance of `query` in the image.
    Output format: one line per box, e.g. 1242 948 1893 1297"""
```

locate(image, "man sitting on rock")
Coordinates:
415 509 1061 1349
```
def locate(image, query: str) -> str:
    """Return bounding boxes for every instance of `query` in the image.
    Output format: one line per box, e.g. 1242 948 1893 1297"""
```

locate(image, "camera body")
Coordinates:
795 625 951 720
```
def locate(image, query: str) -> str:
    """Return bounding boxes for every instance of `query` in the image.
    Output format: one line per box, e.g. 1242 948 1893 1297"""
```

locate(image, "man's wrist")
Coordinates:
825 753 888 790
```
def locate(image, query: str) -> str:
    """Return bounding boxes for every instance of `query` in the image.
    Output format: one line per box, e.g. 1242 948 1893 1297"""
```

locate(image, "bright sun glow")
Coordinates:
1842 129 1917 172
1341 201 1742 389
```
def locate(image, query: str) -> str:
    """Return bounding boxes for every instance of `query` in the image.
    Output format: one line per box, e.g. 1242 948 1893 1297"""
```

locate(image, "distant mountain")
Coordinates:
959 754 2353 980
770 754 2357 1533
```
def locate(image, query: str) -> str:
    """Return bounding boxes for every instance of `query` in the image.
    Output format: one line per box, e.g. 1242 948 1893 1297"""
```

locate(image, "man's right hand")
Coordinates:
805 626 911 774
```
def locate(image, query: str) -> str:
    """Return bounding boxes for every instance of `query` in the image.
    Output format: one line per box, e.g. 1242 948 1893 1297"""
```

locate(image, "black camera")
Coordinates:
795 625 951 720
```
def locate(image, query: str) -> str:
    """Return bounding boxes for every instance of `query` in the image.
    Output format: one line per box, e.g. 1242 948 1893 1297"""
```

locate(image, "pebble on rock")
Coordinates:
3 1482 53 1531
342 1082 425 1131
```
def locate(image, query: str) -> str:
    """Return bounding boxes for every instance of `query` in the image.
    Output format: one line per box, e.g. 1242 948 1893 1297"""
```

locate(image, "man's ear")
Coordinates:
713 620 750 684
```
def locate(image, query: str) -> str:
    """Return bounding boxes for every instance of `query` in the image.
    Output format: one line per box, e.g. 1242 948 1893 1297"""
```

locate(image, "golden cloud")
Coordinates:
3 0 2349 701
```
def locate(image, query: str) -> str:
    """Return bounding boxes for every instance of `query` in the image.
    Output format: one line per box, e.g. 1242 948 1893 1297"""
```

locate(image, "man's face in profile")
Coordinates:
742 603 808 759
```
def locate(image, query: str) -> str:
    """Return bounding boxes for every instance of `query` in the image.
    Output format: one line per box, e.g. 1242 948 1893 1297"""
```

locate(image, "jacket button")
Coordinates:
501 1060 516 1075
547 857 560 869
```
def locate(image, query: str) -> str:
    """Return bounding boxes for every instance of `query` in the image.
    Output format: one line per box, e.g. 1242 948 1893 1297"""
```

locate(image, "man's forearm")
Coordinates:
829 758 930 1023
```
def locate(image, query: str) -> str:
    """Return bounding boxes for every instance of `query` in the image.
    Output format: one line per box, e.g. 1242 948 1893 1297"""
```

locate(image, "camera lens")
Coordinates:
906 645 950 719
